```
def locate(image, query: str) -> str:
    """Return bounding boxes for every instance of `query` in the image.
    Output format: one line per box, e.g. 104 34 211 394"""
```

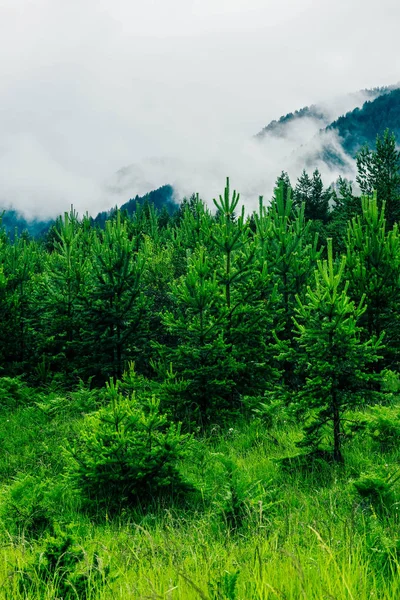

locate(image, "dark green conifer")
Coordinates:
356 129 400 227
292 239 383 462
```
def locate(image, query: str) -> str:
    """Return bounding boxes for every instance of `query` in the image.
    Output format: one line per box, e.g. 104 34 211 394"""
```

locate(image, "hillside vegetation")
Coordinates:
0 131 400 598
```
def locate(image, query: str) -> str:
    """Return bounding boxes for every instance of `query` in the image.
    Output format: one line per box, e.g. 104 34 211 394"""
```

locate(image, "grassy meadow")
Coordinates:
0 379 399 599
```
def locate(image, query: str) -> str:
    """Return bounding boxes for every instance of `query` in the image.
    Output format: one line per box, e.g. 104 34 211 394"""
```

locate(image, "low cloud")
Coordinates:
1 0 399 218
103 89 375 215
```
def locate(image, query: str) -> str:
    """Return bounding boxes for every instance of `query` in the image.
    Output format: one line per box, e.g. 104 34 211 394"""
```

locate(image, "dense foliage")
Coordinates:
0 132 400 597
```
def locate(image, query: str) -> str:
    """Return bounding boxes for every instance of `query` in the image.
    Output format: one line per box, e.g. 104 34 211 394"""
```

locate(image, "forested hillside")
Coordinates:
329 88 400 156
0 131 400 598
0 184 178 239
256 85 400 172
256 85 394 140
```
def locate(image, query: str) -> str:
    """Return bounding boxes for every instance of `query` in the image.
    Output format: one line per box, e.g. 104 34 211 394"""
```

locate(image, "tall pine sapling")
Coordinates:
292 239 383 462
356 129 400 227
212 179 276 396
346 195 400 367
265 183 321 388
81 211 146 381
153 247 241 424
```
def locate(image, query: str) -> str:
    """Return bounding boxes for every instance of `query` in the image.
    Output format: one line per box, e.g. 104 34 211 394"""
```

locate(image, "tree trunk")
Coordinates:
332 391 343 463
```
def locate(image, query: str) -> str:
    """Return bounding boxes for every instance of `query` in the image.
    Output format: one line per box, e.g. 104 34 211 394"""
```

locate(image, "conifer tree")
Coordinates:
36 209 90 383
264 183 321 386
154 246 240 424
328 176 361 253
212 180 277 395
346 195 400 366
274 171 292 205
0 234 41 373
212 179 254 341
292 239 383 462
81 212 146 381
293 169 331 223
155 180 278 422
356 129 400 227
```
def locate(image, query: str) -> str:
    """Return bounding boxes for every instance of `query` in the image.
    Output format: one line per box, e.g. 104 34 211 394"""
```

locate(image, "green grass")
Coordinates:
0 394 399 599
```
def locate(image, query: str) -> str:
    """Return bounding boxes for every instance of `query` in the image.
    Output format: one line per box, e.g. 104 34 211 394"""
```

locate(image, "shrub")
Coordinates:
381 369 400 395
17 524 111 599
0 376 32 409
67 379 192 512
365 405 400 451
353 472 398 515
35 379 102 418
0 474 69 538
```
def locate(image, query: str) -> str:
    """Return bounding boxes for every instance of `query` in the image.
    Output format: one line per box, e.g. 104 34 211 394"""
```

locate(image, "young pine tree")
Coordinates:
356 129 400 227
0 234 41 374
346 195 400 367
328 176 361 253
292 239 383 462
36 209 90 384
212 179 277 396
81 212 146 382
155 243 248 424
293 169 331 224
264 183 321 387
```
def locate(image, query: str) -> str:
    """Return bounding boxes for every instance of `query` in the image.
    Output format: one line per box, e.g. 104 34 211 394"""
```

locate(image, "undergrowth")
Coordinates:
0 382 399 599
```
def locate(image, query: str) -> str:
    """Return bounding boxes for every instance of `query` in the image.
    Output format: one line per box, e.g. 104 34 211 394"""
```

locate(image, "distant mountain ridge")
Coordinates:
328 88 400 156
255 84 400 171
1 185 178 238
91 184 177 228
255 85 397 141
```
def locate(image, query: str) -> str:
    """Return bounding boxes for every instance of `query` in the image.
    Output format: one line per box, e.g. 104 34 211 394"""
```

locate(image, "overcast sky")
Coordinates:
1 0 399 217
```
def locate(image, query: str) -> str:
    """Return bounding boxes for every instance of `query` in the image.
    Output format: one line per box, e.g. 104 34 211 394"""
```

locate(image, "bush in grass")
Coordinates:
357 512 400 576
346 405 400 450
365 405 400 451
35 379 102 418
0 376 32 409
0 474 70 538
17 523 112 600
67 379 192 512
353 471 399 515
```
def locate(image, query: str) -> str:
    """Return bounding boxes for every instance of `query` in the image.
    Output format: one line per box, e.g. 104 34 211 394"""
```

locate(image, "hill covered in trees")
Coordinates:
0 184 178 238
256 84 400 172
328 88 400 156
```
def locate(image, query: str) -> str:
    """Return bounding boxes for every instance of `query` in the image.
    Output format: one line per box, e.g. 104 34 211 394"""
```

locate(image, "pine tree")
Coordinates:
292 239 383 462
212 179 254 343
153 246 240 424
36 209 90 384
0 234 41 374
328 176 361 253
81 211 146 381
274 171 292 206
264 183 321 387
346 195 400 367
212 180 277 396
356 129 400 227
293 169 331 223
154 180 279 423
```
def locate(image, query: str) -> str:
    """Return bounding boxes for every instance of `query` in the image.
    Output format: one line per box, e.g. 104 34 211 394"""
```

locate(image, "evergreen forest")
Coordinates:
1 130 400 598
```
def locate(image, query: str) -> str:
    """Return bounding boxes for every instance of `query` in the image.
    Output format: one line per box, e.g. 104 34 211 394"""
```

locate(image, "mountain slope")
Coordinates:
0 185 178 238
255 86 393 141
0 210 53 239
91 184 177 227
255 84 400 177
327 88 400 156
